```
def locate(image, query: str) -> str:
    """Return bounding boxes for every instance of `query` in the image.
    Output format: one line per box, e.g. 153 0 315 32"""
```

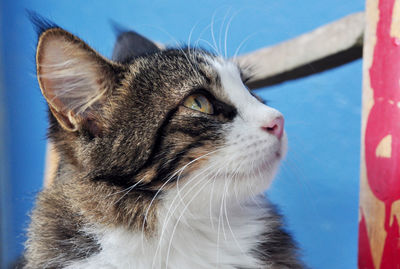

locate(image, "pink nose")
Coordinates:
261 117 284 139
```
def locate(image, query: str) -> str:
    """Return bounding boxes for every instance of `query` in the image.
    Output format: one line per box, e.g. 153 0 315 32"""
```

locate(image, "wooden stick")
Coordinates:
43 142 59 187
236 12 364 89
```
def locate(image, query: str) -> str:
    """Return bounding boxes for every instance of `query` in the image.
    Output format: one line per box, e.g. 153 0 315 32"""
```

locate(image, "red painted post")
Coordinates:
359 0 400 268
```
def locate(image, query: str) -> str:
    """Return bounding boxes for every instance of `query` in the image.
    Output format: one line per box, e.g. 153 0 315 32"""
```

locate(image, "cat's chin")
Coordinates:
222 158 279 179
236 133 287 177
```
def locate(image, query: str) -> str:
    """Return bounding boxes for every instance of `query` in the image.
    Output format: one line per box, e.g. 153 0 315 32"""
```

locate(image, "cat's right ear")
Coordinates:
36 28 122 135
111 25 160 63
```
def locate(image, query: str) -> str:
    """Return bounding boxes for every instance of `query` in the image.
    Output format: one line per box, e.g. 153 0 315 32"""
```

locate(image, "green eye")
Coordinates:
183 94 214 114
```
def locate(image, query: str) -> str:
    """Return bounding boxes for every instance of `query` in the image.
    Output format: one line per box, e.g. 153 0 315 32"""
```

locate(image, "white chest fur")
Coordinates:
65 197 272 269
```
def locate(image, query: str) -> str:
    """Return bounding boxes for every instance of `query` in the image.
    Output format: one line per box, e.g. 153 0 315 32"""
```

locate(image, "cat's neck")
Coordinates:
68 195 269 269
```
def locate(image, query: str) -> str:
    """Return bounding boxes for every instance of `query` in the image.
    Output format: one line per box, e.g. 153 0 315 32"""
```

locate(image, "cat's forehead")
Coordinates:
126 49 242 101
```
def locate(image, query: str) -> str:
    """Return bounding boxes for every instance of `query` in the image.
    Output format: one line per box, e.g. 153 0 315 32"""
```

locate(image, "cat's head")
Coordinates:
35 24 286 214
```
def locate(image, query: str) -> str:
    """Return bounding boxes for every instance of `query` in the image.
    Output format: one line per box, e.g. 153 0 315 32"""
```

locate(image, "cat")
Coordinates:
24 15 304 269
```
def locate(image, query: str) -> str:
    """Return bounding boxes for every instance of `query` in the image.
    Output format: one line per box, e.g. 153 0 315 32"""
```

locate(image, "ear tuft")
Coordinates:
27 10 59 37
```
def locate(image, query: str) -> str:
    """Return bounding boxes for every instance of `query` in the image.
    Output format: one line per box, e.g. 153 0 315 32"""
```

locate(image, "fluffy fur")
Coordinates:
24 19 303 269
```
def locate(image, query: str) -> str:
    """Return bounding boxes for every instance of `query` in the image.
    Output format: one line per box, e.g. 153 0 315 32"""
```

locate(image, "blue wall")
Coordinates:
0 0 11 265
1 0 364 268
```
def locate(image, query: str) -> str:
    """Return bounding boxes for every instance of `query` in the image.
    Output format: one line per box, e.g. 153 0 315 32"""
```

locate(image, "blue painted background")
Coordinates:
1 0 364 268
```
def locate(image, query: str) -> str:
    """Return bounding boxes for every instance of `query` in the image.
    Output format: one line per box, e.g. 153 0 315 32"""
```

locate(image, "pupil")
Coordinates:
194 98 202 108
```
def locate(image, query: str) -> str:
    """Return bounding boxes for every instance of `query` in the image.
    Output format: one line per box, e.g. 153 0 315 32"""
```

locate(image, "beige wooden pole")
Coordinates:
236 12 364 89
43 142 59 187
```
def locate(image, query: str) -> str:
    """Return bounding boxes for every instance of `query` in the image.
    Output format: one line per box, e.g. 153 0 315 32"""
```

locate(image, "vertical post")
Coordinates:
43 142 59 187
359 0 400 268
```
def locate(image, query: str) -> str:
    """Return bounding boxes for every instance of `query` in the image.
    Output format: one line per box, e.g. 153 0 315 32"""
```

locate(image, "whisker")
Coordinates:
152 164 221 269
223 8 241 58
232 32 259 59
150 148 224 268
111 177 147 206
223 179 246 255
164 176 213 269
218 7 232 57
142 25 199 76
210 9 220 56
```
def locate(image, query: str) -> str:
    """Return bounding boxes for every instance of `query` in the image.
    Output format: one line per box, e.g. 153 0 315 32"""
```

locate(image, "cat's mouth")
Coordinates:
249 138 287 174
216 134 287 178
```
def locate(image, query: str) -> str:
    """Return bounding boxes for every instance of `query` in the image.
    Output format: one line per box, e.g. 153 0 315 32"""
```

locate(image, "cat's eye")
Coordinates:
183 94 214 114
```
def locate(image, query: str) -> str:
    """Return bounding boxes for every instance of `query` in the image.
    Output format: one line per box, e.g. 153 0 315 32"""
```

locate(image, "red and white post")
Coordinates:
359 0 400 268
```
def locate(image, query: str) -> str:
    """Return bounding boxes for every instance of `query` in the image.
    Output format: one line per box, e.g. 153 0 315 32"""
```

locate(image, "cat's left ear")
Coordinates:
36 28 121 135
112 28 160 63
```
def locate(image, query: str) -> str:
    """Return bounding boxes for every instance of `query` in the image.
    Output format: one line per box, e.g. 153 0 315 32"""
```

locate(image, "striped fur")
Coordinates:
24 24 304 269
